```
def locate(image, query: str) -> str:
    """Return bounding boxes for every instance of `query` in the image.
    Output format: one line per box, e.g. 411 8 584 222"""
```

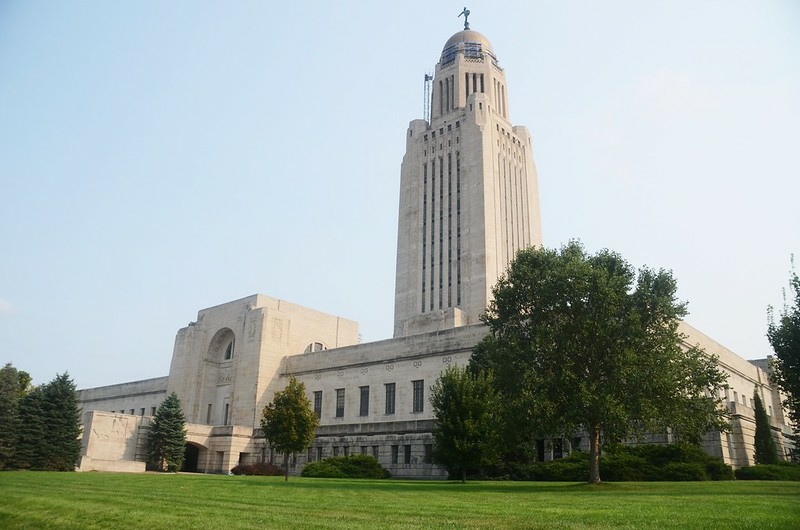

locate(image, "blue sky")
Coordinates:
1 1 798 389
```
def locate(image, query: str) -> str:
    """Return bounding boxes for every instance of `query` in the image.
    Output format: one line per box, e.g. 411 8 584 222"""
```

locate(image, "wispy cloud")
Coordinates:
0 298 16 316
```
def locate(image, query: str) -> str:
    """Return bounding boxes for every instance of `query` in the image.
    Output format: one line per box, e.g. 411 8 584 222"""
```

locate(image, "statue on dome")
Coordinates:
459 7 470 30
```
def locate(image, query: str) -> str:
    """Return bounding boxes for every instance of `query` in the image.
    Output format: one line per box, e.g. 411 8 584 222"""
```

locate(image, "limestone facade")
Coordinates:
75 24 793 477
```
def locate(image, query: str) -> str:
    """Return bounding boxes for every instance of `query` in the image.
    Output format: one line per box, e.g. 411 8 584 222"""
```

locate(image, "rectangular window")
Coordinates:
151 406 157 416
130 409 135 415
333 446 340 457
316 446 323 461
385 383 396 415
412 380 424 413
361 446 369 455
424 444 433 464
372 446 379 460
313 391 322 418
140 408 145 417
391 445 399 465
343 446 349 457
224 403 230 425
206 404 212 424
359 386 370 416
404 444 412 464
335 388 345 418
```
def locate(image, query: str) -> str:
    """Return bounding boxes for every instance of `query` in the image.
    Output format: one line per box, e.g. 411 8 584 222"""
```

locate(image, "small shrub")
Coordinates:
662 462 708 481
735 462 800 481
301 461 346 478
601 452 655 482
230 462 285 476
302 455 390 479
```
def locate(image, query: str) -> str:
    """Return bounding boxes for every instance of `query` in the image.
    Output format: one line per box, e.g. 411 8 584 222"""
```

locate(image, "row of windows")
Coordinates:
312 380 424 419
111 407 156 417
305 443 433 465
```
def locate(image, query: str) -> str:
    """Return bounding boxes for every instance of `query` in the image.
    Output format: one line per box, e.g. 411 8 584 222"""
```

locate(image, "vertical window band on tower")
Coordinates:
456 152 462 306
438 156 444 310
421 162 428 312
447 152 453 307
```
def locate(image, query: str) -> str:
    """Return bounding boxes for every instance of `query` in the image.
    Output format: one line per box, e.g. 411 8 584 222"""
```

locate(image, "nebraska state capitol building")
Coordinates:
76 21 794 477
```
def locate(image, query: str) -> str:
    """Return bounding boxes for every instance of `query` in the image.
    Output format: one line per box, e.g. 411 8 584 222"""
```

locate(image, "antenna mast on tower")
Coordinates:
423 72 433 123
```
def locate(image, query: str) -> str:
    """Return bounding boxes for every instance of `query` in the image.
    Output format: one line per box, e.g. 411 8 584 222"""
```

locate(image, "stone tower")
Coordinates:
393 25 542 338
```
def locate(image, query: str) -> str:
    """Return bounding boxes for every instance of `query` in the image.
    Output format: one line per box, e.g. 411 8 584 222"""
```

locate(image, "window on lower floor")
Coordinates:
424 444 433 464
404 444 412 464
372 446 379 460
385 383 396 415
313 391 322 418
391 445 399 464
412 380 424 413
335 388 345 418
359 386 370 416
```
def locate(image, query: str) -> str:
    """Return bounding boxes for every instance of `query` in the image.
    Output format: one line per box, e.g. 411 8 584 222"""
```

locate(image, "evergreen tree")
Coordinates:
752 391 779 464
40 373 82 471
147 392 187 472
430 365 500 483
12 372 80 471
472 241 729 484
0 363 27 469
260 377 319 481
13 387 46 469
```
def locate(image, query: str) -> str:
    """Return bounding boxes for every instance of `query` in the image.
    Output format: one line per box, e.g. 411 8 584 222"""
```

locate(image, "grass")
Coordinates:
1 472 798 529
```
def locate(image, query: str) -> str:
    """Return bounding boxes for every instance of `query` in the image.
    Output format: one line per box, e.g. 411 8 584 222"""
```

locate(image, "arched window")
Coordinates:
303 342 328 354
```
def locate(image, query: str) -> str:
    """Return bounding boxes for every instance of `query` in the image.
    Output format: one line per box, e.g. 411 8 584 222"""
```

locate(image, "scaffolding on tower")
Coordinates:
423 72 433 123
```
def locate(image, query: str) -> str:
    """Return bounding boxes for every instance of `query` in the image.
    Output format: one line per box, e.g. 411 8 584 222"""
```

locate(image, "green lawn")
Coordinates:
0 472 798 529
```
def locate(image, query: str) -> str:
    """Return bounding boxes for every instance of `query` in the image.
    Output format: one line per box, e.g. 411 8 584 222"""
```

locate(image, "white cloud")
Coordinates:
0 298 16 316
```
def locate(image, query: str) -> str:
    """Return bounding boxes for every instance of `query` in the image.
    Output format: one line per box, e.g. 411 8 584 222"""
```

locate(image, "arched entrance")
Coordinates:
182 443 201 472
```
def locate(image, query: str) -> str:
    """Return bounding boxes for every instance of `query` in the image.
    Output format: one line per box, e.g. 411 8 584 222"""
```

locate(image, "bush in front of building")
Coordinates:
502 444 733 481
302 455 391 479
230 462 285 476
734 462 800 481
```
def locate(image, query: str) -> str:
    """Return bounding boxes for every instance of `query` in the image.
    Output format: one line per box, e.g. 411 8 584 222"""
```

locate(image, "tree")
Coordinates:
0 363 31 469
147 392 187 472
767 261 800 444
260 377 319 481
752 391 779 464
430 365 500 483
41 373 82 471
12 372 81 471
471 241 729 484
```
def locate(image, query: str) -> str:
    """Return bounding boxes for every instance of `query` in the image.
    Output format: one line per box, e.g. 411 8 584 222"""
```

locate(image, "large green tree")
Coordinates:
471 241 729 484
767 262 800 447
12 372 80 471
430 365 500 483
260 377 319 481
752 391 779 464
147 392 187 472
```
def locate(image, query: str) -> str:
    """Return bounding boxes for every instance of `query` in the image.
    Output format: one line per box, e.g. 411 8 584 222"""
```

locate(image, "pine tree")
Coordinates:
41 373 82 471
752 391 779 465
0 364 22 469
14 387 46 469
147 392 187 472
12 372 81 471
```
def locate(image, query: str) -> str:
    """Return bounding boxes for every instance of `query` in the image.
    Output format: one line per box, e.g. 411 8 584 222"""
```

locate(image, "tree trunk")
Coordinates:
589 423 602 484
284 452 290 482
461 466 466 484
